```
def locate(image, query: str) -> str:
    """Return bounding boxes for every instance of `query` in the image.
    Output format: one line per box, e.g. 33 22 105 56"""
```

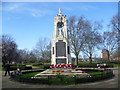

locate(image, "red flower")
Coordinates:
55 71 60 72
68 70 71 72
60 71 64 72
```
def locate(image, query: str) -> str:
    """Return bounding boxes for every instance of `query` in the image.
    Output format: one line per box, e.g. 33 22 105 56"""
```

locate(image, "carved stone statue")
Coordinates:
59 8 62 14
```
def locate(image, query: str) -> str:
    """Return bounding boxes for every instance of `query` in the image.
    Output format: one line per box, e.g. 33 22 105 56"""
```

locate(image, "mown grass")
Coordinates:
20 72 39 78
90 72 103 75
0 63 2 71
113 64 120 67
0 66 2 71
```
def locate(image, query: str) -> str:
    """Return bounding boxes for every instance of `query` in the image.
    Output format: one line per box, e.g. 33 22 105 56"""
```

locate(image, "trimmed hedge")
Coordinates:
10 70 48 84
30 63 43 66
76 71 114 83
5 64 31 71
31 65 50 69
73 64 113 68
10 69 114 85
44 65 50 69
77 69 103 73
10 64 26 67
10 66 32 71
30 63 50 69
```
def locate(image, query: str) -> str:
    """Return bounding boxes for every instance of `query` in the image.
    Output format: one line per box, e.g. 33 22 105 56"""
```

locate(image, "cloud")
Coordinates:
2 2 96 18
8 4 21 10
63 4 96 12
2 3 54 17
3 3 24 11
79 5 96 11
25 8 53 17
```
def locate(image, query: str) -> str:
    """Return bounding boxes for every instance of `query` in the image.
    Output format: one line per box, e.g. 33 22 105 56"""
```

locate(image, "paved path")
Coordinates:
1 68 120 88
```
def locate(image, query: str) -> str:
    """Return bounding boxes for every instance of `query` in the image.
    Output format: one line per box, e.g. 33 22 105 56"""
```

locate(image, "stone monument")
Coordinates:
51 8 71 64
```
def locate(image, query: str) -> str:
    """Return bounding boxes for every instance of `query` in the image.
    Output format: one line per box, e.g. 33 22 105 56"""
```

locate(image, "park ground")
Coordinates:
1 67 120 89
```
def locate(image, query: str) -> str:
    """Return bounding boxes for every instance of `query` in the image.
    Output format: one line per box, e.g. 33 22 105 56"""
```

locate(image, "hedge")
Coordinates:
76 71 114 83
30 63 43 66
10 70 48 84
10 69 114 85
10 66 32 71
73 64 113 68
31 65 50 69
78 69 103 72
10 64 26 67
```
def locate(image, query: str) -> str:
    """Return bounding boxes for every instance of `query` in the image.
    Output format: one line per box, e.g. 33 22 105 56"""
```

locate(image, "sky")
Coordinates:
2 2 118 57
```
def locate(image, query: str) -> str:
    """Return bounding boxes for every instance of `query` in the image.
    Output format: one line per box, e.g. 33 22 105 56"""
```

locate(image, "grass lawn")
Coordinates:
20 72 40 78
79 62 97 64
90 72 102 75
0 66 2 71
0 63 2 71
113 64 120 67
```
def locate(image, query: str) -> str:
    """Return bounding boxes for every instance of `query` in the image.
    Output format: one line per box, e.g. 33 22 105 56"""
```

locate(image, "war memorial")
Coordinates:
8 9 114 85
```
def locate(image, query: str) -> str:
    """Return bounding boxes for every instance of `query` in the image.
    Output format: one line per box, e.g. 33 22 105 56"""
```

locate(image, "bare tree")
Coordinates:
68 16 90 65
17 49 30 64
0 36 2 61
2 35 18 66
110 14 120 32
101 14 119 61
35 37 51 62
28 51 37 63
43 43 51 62
102 31 118 61
81 21 102 63
110 15 120 45
113 47 120 60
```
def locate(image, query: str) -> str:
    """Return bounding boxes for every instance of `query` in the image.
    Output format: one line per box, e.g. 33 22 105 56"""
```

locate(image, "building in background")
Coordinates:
101 49 109 60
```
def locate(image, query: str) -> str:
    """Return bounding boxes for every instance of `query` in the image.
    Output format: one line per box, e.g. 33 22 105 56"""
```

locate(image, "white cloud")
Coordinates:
2 2 96 18
79 5 96 11
9 4 21 10
3 3 24 11
2 3 54 17
62 4 96 13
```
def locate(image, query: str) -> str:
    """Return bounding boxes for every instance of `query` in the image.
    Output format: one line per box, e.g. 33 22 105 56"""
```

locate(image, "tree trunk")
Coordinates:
89 53 92 64
75 54 79 65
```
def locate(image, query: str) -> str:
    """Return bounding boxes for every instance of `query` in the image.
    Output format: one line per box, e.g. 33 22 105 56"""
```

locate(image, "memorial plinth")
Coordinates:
51 8 71 65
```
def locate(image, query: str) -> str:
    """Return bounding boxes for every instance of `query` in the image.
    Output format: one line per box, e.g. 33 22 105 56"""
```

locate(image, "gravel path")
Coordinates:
1 68 120 89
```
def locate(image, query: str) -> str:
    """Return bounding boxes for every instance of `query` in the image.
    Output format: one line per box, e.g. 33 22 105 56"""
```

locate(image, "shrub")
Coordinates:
10 66 32 71
43 63 51 66
44 65 50 69
76 70 114 83
106 64 113 68
37 66 44 69
10 69 114 85
9 64 26 67
74 63 113 68
77 63 97 68
110 60 120 64
79 69 103 73
30 63 43 66
49 77 75 85
17 64 26 66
